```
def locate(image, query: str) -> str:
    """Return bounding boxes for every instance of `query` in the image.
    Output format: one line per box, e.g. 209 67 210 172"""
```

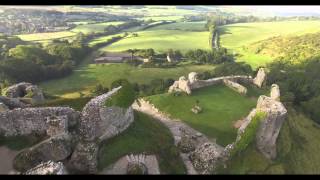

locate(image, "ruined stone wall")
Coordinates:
223 79 247 95
0 107 80 137
78 86 134 141
223 87 287 160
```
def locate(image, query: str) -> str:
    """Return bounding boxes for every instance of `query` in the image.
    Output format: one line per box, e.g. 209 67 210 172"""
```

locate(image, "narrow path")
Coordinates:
132 99 224 174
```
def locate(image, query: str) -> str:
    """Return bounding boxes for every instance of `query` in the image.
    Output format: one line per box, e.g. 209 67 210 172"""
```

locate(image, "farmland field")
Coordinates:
101 30 210 53
219 21 320 68
70 21 125 34
148 21 207 31
146 84 264 146
17 31 76 42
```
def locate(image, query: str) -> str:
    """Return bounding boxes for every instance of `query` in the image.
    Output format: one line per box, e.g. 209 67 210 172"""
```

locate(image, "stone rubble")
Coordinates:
4 82 45 105
25 161 68 175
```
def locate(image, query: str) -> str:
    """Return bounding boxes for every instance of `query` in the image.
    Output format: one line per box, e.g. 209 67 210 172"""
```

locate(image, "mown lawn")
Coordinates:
219 21 320 68
146 84 262 146
98 111 186 174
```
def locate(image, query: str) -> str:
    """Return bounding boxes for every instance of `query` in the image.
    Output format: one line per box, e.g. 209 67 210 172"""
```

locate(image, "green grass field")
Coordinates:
101 30 210 53
39 52 215 98
146 84 263 146
148 21 207 31
70 21 125 34
219 21 320 68
17 31 76 42
98 111 186 174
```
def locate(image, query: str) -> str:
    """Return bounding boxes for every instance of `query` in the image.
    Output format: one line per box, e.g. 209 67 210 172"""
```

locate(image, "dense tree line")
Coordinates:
266 57 320 124
82 20 141 43
185 48 234 64
0 34 91 84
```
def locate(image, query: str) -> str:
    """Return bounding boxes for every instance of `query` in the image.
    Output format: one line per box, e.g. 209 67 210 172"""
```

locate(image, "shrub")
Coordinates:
105 79 136 108
230 111 266 157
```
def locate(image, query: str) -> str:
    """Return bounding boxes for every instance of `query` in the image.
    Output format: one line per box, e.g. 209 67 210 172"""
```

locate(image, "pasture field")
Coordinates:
70 21 126 34
219 21 320 68
17 31 76 42
39 58 215 98
148 21 207 31
101 30 210 53
145 84 263 146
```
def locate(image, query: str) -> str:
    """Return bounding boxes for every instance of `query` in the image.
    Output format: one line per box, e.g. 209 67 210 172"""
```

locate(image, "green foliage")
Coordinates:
0 134 46 151
301 96 320 124
98 111 186 174
184 48 233 64
266 57 320 123
247 32 320 63
24 91 34 98
230 111 266 157
91 83 109 96
212 62 253 77
105 79 136 108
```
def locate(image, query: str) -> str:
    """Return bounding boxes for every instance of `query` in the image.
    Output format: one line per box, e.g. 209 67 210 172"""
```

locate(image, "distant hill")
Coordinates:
246 32 320 62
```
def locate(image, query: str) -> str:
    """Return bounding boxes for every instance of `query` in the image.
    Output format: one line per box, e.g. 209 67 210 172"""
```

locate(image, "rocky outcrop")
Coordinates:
223 79 247 95
255 95 287 159
13 133 74 172
168 76 192 95
69 141 99 173
270 84 280 101
4 82 44 105
0 107 80 137
25 161 68 175
189 143 224 174
0 96 29 109
78 86 134 141
253 68 266 88
0 102 9 112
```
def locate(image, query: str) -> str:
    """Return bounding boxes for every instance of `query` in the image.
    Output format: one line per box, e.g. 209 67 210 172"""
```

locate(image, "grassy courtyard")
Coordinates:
146 84 263 146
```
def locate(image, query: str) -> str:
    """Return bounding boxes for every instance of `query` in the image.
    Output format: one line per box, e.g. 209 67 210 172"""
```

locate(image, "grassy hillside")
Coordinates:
70 21 125 34
219 21 320 68
145 84 263 146
246 32 320 62
98 111 186 174
101 30 210 53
